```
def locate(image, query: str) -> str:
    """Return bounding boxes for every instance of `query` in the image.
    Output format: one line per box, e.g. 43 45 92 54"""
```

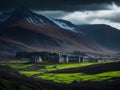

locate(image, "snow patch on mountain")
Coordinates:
25 12 53 26
26 16 44 25
52 19 77 32
24 11 46 25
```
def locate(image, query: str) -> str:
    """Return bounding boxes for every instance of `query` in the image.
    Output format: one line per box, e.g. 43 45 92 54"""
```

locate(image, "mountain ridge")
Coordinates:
77 24 120 51
0 8 119 56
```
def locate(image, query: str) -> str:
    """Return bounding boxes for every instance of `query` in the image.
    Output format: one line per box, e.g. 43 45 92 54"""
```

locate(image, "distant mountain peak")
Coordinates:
3 7 53 25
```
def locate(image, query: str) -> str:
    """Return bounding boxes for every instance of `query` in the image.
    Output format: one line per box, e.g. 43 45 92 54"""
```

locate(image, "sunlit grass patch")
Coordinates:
0 60 33 69
7 63 33 68
20 71 41 76
37 71 120 84
45 62 98 71
91 71 120 81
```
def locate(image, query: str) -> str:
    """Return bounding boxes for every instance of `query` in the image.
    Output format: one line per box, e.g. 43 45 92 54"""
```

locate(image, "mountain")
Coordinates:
0 7 118 56
50 19 120 53
77 24 120 52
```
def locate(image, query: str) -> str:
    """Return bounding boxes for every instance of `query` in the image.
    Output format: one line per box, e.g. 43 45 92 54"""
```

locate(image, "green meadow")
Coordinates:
37 71 120 83
1 60 120 84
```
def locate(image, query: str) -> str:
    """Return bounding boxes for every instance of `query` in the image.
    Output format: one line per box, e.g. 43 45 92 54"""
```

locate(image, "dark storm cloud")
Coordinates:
0 0 120 29
0 0 120 11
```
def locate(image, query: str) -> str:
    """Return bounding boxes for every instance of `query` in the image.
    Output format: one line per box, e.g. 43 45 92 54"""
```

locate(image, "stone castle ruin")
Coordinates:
16 51 105 63
58 52 84 63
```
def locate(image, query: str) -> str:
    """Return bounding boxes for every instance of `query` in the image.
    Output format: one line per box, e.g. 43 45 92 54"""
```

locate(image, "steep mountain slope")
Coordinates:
51 19 78 32
0 8 117 56
77 24 120 51
49 19 120 53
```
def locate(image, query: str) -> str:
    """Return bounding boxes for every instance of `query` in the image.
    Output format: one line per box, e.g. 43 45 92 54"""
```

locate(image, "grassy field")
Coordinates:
37 71 120 83
19 62 98 76
1 60 120 84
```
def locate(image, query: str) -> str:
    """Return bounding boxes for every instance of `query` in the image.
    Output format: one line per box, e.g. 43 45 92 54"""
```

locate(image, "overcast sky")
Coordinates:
0 0 120 29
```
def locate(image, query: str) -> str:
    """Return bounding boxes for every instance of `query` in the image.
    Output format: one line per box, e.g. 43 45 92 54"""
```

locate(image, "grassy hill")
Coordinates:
0 60 120 90
0 65 62 90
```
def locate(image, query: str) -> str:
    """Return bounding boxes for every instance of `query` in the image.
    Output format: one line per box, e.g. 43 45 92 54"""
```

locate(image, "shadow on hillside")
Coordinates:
0 65 120 90
52 62 120 74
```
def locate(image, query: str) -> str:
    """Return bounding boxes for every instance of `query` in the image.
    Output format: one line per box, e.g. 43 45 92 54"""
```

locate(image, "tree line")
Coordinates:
16 51 59 61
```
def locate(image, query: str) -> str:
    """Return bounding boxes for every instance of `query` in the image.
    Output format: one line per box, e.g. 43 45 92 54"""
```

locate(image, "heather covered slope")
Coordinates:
0 8 114 56
0 65 63 90
78 24 120 51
